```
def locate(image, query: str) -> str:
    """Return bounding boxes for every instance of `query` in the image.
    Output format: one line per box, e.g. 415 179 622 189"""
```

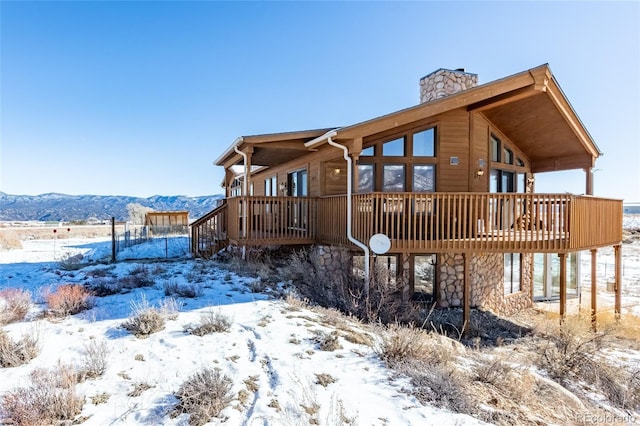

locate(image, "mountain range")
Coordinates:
0 192 224 222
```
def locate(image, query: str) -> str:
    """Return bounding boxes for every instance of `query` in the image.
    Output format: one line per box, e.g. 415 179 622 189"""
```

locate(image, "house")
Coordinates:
192 64 623 324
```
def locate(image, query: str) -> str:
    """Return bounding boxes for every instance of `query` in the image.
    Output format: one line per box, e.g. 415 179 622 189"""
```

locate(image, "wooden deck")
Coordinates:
192 193 622 256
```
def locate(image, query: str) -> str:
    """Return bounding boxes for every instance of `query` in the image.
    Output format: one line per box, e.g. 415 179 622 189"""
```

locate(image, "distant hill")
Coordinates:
0 192 225 222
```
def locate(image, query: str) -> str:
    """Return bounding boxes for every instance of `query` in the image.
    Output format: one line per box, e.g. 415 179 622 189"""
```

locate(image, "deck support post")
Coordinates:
590 249 597 331
559 253 567 324
584 167 594 195
463 253 470 335
614 244 622 320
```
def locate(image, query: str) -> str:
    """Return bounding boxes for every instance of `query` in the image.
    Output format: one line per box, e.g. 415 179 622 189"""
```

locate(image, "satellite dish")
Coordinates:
369 233 391 255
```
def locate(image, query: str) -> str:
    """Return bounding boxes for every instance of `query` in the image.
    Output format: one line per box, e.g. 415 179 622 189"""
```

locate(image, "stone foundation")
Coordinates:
438 252 533 315
309 245 353 306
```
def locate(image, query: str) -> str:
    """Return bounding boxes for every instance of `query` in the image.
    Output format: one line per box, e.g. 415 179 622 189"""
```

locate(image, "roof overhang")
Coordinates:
215 128 336 170
312 64 601 173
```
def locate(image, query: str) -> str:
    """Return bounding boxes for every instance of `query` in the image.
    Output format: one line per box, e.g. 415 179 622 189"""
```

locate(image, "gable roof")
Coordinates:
217 64 601 173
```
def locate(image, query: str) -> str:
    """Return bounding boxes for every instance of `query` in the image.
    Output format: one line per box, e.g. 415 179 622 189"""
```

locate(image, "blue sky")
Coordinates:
1 1 638 201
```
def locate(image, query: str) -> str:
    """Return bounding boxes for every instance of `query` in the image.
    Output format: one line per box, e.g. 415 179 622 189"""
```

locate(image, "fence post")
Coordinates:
111 217 116 263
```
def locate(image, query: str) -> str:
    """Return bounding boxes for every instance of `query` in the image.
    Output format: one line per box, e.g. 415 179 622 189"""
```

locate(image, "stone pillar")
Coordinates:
400 253 412 303
419 68 478 104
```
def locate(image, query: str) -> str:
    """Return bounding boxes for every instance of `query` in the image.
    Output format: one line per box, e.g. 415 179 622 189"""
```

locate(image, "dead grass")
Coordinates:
0 288 32 325
174 367 233 425
0 229 22 250
312 330 342 352
46 284 94 318
314 373 336 387
185 309 232 336
122 297 178 338
1 364 84 425
0 328 40 368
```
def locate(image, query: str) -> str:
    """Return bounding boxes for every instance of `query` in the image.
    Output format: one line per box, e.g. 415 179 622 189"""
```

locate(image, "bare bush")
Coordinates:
46 284 94 318
0 328 39 368
81 340 110 378
120 265 154 289
164 280 203 298
534 313 640 411
57 253 84 271
174 367 233 425
312 330 342 351
1 364 84 425
282 248 415 324
186 309 232 336
0 288 32 325
376 323 455 365
122 297 177 338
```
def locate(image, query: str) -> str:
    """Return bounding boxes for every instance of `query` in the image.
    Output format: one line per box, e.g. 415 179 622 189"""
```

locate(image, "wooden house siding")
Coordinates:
436 108 470 192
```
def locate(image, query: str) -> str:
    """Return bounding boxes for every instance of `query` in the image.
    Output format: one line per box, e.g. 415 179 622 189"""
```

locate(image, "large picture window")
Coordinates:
490 132 528 193
357 125 437 192
413 165 435 192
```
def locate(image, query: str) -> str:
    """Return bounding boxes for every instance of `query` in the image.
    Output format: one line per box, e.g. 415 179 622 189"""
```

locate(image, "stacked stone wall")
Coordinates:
420 69 478 104
438 252 533 315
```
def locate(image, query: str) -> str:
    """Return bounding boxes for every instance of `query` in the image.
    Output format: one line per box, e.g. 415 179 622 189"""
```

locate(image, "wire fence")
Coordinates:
112 223 190 261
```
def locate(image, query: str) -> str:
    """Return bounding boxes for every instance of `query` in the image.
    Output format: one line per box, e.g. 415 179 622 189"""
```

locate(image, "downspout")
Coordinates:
324 133 371 292
233 144 248 259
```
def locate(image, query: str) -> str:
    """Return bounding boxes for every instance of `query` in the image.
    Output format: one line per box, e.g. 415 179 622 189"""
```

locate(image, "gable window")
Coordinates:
491 134 501 162
504 253 521 294
382 137 405 156
490 133 527 193
413 128 435 157
357 125 437 192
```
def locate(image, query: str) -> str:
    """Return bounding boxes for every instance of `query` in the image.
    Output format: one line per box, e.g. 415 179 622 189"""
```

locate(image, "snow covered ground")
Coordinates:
0 237 481 425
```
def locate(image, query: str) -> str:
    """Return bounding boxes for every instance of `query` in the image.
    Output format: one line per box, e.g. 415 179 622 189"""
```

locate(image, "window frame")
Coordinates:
357 124 438 192
504 253 522 295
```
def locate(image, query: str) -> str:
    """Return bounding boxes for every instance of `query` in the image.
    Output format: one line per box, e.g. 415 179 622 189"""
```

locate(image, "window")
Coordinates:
357 164 375 193
491 134 501 162
382 137 405 156
504 253 521 294
503 147 513 165
357 125 437 192
265 176 277 196
287 169 307 196
413 255 436 303
361 146 374 156
413 128 435 157
413 165 435 192
383 164 405 192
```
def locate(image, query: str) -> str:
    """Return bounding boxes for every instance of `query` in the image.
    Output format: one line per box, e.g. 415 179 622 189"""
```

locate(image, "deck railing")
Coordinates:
192 193 622 255
190 201 228 257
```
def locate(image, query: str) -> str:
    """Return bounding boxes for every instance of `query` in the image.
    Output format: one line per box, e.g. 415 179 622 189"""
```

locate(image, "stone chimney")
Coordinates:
419 68 478 104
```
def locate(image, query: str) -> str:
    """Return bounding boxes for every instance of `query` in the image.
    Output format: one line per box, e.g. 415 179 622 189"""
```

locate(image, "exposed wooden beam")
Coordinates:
253 141 311 151
531 155 595 173
466 85 538 112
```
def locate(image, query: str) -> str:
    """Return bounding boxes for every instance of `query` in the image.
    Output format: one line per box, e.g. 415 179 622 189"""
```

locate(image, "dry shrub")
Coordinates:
283 248 415 324
81 340 110 378
313 330 342 351
57 253 84 271
120 265 154 289
0 288 32 325
174 367 233 425
0 230 22 250
164 280 203 298
376 323 457 365
0 328 39 368
122 297 178 338
314 373 336 387
596 310 640 342
394 358 474 415
1 364 84 425
534 312 639 411
186 309 232 336
46 284 94 318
